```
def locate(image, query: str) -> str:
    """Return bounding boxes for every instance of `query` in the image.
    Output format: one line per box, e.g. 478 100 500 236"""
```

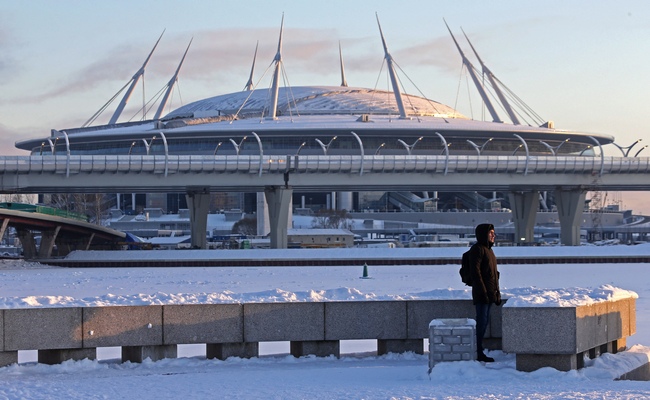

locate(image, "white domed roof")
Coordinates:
164 86 466 120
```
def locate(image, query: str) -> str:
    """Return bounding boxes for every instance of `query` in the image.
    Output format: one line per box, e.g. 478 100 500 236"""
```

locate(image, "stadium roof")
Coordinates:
163 86 467 120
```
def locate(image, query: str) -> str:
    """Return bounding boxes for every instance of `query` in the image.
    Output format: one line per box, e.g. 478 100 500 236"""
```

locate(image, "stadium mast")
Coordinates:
461 28 520 125
267 14 284 120
444 20 502 123
339 41 348 87
244 41 259 91
154 38 192 120
376 14 408 119
109 31 165 125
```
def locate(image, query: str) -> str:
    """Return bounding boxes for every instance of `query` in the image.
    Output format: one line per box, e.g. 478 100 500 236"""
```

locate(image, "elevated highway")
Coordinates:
0 154 648 248
0 207 125 259
0 154 649 193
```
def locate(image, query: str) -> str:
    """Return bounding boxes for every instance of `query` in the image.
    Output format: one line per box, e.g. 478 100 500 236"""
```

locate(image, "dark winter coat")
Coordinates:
469 223 501 305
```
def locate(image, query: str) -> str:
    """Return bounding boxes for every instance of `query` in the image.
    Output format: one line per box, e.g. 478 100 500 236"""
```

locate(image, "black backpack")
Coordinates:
459 249 472 286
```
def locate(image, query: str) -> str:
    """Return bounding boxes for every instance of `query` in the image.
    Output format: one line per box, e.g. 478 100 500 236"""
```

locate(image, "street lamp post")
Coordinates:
295 142 307 155
315 136 337 155
634 145 648 157
397 136 423 155
539 138 570 156
466 137 493 156
375 143 386 155
612 139 643 157
143 136 156 155
229 136 248 155
213 142 223 156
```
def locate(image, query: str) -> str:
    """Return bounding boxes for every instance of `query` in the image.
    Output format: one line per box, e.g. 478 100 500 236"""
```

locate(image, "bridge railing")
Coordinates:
2 154 650 176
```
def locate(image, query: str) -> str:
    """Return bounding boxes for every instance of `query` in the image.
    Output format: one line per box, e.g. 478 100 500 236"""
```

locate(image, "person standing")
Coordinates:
468 223 501 362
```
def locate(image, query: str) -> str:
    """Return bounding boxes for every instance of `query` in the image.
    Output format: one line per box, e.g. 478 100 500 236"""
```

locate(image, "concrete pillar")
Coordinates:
186 189 210 249
290 340 340 358
256 192 270 237
0 351 18 367
515 353 579 372
83 233 96 250
0 219 9 242
264 186 293 249
207 342 258 360
378 339 423 355
38 226 61 258
122 345 177 363
338 191 353 211
39 348 97 365
555 189 587 246
508 191 538 245
16 227 37 259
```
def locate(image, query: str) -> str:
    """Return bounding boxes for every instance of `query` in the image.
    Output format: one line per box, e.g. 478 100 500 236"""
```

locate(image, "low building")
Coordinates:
288 229 354 248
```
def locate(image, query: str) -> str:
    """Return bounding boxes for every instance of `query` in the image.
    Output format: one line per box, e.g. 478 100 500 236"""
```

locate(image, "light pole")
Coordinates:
51 137 60 155
612 139 643 157
39 142 45 155
128 141 137 155
142 136 156 155
397 136 423 155
539 138 570 156
213 142 223 155
579 145 593 156
375 143 386 155
315 136 337 155
229 136 248 155
296 142 307 155
512 144 523 156
634 145 648 157
466 137 493 156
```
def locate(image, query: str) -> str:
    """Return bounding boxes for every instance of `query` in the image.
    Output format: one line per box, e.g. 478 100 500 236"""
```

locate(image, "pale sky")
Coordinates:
1 0 650 213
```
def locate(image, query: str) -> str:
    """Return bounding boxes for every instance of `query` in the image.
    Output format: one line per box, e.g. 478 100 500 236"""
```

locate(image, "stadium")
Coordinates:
13 19 620 244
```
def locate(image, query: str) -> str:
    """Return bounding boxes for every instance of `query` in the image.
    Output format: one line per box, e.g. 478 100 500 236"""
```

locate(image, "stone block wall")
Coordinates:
428 318 476 371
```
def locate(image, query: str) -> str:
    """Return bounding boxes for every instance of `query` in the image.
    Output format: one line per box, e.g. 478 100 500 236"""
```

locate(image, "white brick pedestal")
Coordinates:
428 318 476 373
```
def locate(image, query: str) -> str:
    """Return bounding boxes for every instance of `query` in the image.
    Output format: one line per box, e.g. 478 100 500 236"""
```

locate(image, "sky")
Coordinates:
2 1 650 211
0 244 649 398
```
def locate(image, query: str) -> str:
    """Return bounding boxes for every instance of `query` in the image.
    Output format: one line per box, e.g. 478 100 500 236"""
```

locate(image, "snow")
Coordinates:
0 245 649 399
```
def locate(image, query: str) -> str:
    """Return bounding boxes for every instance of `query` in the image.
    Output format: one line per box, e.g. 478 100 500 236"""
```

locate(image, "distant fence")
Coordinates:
0 202 88 222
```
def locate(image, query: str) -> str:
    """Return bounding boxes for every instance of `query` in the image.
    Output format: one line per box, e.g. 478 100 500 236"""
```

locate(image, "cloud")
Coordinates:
0 123 35 155
4 25 469 112
0 22 18 85
5 28 458 103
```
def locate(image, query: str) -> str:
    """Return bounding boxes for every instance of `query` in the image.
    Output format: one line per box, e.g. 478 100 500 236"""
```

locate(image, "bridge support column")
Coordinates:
186 189 210 249
338 191 353 211
39 226 61 258
256 193 270 237
264 186 293 249
16 227 37 259
0 219 9 243
555 189 586 246
509 191 538 245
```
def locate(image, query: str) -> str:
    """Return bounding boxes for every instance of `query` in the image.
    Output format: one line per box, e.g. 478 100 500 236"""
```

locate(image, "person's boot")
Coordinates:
477 351 494 363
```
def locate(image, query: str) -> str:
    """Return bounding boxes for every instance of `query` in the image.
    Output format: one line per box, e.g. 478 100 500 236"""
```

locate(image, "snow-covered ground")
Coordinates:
0 245 649 399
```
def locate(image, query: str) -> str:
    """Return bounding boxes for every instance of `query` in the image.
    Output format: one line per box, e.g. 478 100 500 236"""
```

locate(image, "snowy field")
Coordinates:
0 245 649 399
